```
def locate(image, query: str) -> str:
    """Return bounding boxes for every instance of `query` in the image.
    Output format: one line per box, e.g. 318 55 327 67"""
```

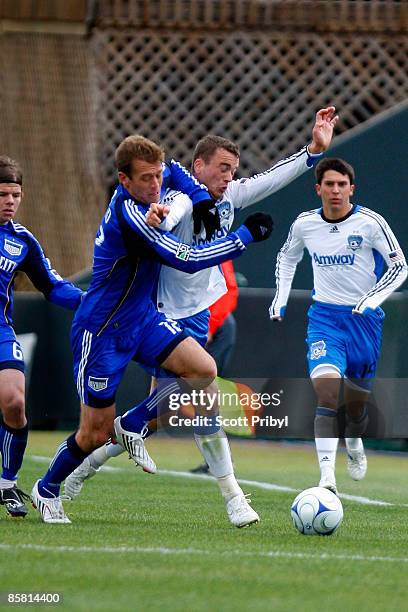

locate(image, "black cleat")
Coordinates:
0 485 30 517
190 462 210 474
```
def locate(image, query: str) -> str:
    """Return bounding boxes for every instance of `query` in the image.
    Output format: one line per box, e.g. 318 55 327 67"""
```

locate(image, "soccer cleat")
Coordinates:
31 480 71 524
319 474 338 496
0 485 30 517
226 493 260 528
347 449 367 481
114 416 157 474
64 457 99 500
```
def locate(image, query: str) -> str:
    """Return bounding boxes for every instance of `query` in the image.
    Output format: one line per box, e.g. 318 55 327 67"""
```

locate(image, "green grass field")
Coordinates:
2 432 408 611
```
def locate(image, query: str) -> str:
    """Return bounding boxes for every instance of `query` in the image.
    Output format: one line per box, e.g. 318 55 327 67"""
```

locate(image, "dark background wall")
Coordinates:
14 286 408 438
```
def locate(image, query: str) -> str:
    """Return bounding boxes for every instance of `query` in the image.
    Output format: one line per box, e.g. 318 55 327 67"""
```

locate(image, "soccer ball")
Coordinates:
291 487 343 535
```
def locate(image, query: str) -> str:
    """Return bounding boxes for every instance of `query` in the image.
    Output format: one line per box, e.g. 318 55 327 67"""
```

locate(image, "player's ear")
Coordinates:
350 183 355 195
193 158 203 176
315 183 321 197
118 171 129 187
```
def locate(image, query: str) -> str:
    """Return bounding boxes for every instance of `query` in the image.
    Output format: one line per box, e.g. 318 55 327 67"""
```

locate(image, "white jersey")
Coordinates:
269 204 407 317
158 146 319 319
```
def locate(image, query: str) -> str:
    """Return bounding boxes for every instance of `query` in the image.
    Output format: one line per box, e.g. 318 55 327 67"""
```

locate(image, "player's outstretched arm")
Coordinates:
20 237 83 309
124 199 272 273
228 107 338 211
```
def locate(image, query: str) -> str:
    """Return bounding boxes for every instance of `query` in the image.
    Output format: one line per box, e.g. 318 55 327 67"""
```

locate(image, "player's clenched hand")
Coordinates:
243 212 273 242
308 106 339 154
269 305 283 321
193 199 221 241
146 203 169 227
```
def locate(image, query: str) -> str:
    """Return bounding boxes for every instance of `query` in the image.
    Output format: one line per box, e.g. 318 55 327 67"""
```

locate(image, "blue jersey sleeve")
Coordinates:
122 199 253 273
163 160 211 206
20 237 83 310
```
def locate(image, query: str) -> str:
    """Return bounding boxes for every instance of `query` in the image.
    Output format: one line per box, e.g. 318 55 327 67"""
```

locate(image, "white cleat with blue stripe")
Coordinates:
31 480 71 524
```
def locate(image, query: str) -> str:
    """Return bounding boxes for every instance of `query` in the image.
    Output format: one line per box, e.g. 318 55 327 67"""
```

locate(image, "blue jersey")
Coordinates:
0 221 82 331
162 159 210 205
74 184 252 337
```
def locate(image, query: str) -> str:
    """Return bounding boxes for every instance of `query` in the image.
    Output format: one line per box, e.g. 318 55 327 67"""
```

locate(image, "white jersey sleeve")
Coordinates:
269 214 306 318
158 190 193 232
353 209 408 314
226 146 321 211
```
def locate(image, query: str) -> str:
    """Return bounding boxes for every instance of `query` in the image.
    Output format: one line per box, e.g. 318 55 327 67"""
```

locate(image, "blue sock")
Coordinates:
0 422 28 481
39 433 89 498
121 378 184 433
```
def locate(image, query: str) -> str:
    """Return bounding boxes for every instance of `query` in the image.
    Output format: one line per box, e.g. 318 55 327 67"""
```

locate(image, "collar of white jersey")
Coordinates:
319 203 360 224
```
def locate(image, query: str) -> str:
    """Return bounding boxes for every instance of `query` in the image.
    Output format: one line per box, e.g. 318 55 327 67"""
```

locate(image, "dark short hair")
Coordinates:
315 158 355 185
192 135 240 166
115 135 164 177
0 156 22 185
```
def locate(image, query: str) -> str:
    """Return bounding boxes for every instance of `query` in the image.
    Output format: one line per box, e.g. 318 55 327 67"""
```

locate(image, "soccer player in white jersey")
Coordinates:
65 108 338 525
269 158 407 494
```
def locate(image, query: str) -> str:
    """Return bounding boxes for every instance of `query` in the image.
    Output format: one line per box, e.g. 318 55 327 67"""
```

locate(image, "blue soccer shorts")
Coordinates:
0 326 25 373
139 308 211 377
72 308 188 408
306 301 384 391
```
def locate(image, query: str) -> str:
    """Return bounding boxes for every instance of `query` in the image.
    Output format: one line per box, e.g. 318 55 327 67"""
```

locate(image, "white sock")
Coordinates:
0 477 15 489
315 437 339 478
89 441 123 469
194 430 243 502
345 437 364 453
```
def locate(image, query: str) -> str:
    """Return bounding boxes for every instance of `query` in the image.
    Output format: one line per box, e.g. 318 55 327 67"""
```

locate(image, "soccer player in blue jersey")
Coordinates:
0 156 83 518
31 135 273 523
270 158 407 494
65 108 338 526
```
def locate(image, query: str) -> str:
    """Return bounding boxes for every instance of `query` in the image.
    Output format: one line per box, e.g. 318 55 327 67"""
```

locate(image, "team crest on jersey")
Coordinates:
310 340 327 360
176 243 190 261
88 376 109 392
4 238 23 257
217 201 231 220
347 234 363 251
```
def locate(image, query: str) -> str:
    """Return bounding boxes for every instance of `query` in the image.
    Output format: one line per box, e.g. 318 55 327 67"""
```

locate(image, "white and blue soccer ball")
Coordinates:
291 487 343 536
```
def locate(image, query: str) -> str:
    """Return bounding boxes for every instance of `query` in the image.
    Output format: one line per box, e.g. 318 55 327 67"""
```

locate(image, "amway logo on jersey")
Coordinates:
194 226 228 246
313 252 355 266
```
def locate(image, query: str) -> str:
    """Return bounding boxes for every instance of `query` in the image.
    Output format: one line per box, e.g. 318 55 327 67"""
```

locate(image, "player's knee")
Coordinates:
312 372 340 409
182 352 217 384
196 354 217 383
316 387 338 409
1 389 25 427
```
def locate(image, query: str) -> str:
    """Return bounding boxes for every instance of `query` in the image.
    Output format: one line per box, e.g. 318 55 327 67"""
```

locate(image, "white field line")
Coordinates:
29 455 401 507
1 542 408 565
